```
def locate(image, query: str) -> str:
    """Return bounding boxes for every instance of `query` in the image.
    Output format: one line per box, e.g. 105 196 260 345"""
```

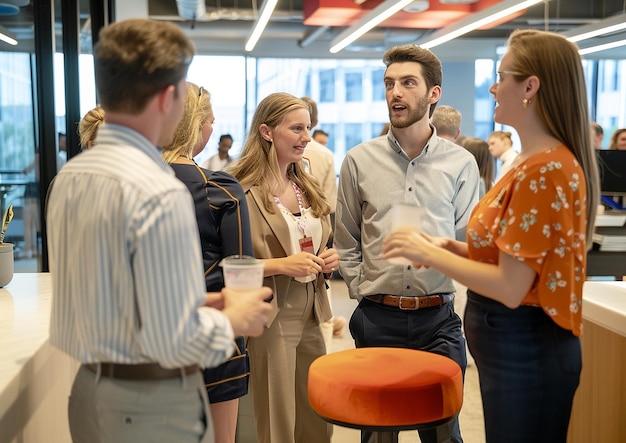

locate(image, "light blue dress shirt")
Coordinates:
47 124 234 369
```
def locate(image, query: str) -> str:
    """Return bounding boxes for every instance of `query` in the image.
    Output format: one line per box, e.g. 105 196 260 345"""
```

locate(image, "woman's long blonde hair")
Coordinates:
78 105 105 149
227 92 330 217
161 82 212 163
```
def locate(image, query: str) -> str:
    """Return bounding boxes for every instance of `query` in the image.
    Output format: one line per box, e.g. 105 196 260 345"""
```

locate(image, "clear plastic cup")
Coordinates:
388 204 424 265
220 255 265 290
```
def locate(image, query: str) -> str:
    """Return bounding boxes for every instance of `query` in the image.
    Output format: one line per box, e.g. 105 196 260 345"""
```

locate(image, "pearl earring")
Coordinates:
522 98 530 108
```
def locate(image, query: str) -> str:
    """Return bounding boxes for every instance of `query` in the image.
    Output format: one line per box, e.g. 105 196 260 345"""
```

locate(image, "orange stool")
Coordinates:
308 347 463 439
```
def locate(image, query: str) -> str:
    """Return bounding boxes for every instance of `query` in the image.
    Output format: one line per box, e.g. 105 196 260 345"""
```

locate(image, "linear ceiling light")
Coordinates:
415 0 543 50
245 0 278 52
562 13 626 43
330 0 419 54
0 25 17 46
577 33 626 56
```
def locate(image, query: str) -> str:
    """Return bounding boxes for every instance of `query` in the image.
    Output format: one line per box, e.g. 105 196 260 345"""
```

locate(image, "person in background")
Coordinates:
608 128 626 150
383 29 600 443
300 96 345 343
20 131 66 259
202 133 234 170
460 137 494 197
162 83 252 443
591 121 603 150
78 105 105 149
56 132 67 169
488 130 518 181
46 19 272 443
431 104 462 142
312 129 329 146
228 92 339 443
334 44 480 443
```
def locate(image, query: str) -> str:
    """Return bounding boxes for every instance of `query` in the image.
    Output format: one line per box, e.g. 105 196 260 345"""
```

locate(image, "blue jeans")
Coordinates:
464 290 581 443
350 297 466 443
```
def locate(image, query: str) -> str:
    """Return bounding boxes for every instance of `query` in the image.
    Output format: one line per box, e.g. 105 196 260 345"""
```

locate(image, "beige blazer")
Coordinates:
245 185 333 327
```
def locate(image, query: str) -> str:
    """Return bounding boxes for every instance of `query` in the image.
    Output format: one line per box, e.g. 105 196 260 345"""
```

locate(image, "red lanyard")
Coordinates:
273 181 308 237
290 181 308 236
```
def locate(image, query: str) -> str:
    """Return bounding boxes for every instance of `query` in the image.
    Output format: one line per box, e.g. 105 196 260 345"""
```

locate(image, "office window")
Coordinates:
474 59 495 141
372 123 387 138
320 123 335 151
187 56 248 162
345 123 363 151
595 59 626 144
319 69 335 103
304 72 312 98
345 72 363 102
371 68 385 101
0 52 35 172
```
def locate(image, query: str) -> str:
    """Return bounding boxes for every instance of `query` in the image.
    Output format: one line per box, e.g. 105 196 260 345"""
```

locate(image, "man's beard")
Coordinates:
388 94 430 129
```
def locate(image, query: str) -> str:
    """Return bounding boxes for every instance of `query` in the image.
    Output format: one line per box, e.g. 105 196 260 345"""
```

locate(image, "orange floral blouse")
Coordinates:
467 145 588 336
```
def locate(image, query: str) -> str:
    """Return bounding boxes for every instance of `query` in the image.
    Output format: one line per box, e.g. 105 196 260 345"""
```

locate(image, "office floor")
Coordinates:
328 278 486 443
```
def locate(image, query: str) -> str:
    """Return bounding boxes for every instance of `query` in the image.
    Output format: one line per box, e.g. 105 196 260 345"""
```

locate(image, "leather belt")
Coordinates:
364 293 454 310
85 362 199 381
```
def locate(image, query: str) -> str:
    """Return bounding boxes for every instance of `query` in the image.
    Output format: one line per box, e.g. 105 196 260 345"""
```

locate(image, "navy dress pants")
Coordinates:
464 290 581 443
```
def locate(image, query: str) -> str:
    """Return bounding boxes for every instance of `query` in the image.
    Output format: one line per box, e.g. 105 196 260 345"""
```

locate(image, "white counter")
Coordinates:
582 281 626 337
0 273 77 443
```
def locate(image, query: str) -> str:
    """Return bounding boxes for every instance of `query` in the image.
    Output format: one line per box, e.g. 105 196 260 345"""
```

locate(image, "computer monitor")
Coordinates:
597 150 626 195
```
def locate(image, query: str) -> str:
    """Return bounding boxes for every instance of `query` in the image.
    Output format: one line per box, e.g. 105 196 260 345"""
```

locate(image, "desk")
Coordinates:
587 212 626 280
0 273 77 443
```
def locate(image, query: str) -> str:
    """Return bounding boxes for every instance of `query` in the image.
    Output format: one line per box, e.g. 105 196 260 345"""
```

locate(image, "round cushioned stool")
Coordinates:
308 347 463 440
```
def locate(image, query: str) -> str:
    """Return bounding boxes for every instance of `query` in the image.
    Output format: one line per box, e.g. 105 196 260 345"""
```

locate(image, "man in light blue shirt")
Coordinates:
335 44 479 443
47 19 271 443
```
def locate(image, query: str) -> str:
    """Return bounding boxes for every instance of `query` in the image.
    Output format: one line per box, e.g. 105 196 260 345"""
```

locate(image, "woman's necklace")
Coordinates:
273 181 314 254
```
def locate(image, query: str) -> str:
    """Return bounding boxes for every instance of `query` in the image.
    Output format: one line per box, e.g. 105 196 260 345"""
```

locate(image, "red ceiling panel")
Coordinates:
303 0 517 29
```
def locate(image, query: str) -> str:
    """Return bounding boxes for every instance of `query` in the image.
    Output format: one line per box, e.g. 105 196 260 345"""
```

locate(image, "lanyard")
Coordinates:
273 181 308 237
290 181 308 237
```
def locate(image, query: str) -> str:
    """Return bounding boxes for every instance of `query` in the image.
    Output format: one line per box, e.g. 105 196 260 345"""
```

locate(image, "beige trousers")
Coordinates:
248 281 332 443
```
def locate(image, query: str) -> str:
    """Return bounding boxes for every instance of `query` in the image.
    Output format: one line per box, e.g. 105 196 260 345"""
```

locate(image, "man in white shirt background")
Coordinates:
202 133 235 171
300 96 346 343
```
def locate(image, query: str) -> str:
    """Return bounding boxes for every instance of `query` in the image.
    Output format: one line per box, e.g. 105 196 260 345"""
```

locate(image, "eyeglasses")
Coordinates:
496 71 526 83
198 86 206 97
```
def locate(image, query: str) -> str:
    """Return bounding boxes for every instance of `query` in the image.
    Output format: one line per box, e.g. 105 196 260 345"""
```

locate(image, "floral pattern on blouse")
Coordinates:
467 145 588 336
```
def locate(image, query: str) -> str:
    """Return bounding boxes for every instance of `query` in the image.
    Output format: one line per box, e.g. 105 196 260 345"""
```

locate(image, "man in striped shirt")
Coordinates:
46 19 271 443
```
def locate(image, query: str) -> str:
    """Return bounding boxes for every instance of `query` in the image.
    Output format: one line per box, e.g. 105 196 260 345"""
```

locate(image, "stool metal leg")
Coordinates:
361 430 399 443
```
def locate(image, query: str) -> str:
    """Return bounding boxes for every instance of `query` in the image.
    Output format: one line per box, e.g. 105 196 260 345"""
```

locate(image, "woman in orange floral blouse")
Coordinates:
383 30 600 443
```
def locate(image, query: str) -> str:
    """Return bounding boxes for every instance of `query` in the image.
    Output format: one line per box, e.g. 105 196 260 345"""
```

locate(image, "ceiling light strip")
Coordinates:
330 0 416 54
578 33 626 56
415 0 543 50
579 39 626 55
0 26 18 46
245 0 278 52
562 13 626 43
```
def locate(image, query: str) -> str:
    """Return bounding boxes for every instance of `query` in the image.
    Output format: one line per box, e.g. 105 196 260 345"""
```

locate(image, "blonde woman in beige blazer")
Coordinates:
228 92 338 443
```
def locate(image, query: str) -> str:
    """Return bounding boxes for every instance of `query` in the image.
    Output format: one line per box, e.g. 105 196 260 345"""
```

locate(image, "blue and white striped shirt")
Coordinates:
47 124 234 369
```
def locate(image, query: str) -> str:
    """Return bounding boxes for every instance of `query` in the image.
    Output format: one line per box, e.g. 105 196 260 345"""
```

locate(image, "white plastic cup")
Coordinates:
388 204 424 265
220 255 265 290
0 243 14 287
